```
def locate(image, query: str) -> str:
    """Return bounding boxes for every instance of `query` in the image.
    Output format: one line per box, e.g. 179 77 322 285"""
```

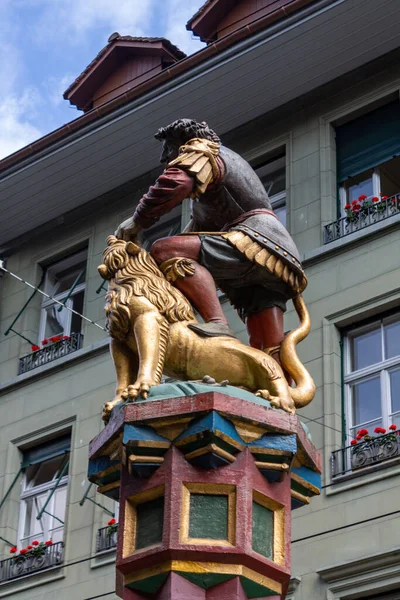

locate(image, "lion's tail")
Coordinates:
280 295 316 408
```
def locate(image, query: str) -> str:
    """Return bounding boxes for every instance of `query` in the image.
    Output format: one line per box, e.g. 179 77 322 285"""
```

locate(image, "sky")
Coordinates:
0 0 206 161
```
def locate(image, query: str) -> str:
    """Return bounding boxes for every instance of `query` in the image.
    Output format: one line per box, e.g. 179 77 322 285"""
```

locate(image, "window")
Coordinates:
255 154 287 227
18 435 70 547
39 248 87 342
344 314 400 440
336 101 400 214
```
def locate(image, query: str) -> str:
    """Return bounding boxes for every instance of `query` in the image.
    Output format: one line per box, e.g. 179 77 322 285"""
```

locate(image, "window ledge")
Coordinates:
303 211 400 267
0 337 109 396
90 550 116 571
317 546 400 599
326 454 400 496
0 567 64 598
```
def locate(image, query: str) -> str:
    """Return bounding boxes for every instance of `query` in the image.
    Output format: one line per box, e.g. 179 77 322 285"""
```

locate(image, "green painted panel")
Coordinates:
127 573 168 593
178 571 234 590
252 501 273 559
240 576 278 598
189 494 228 540
136 496 164 550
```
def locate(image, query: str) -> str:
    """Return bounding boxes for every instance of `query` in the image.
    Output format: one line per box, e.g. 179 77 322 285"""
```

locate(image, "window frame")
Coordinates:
254 153 287 227
38 249 87 342
17 454 70 548
339 167 381 214
344 314 400 440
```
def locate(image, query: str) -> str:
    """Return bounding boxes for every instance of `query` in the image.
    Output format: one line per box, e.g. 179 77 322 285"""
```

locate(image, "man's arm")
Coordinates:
115 167 194 240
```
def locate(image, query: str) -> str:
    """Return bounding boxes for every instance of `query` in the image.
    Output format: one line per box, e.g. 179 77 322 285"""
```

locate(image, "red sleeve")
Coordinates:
133 167 195 229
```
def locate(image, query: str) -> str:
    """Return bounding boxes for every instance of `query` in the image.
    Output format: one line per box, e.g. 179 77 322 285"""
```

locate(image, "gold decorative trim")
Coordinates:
128 454 164 464
123 485 165 558
230 419 266 443
249 447 293 457
291 489 310 504
124 560 282 594
254 461 290 472
253 490 285 566
97 480 120 495
159 257 195 282
150 417 194 441
223 230 307 294
291 472 321 495
180 483 236 546
168 137 221 197
175 429 244 451
131 440 171 449
184 443 236 463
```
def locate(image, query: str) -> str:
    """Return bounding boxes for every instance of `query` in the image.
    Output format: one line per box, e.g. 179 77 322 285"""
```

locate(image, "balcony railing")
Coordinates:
0 541 63 584
324 193 400 244
18 333 84 375
331 431 400 479
96 525 118 553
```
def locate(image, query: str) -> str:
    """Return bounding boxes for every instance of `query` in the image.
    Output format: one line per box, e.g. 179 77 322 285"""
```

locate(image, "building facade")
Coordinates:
1 0 400 598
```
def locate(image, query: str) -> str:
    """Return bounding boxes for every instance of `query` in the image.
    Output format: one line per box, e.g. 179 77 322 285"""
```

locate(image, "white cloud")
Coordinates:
45 74 76 106
26 0 154 43
164 0 206 56
0 88 42 160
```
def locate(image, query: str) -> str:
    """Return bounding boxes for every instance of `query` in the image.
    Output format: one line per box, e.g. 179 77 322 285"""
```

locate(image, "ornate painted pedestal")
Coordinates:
88 384 321 600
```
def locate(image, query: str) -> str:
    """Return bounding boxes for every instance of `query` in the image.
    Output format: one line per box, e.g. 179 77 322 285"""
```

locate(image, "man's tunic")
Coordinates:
132 139 307 318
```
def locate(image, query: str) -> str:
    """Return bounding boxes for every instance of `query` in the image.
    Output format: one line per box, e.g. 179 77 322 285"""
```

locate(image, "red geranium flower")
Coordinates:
389 424 397 431
358 194 368 201
9 546 17 554
374 427 386 434
45 540 52 546
372 196 379 202
345 203 351 210
356 434 363 440
357 428 369 436
49 335 63 343
62 335 69 340
108 518 116 526
352 204 361 212
350 440 357 446
391 197 396 203
27 545 33 550
32 540 39 546
381 196 388 200
20 549 27 554
31 345 40 352
351 199 358 205
41 338 48 345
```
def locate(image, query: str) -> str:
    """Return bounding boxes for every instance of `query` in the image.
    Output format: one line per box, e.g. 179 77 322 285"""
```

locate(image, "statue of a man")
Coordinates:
116 119 307 368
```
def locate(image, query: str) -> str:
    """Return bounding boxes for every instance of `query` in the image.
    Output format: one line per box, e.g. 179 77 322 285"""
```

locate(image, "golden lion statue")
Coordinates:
98 235 315 422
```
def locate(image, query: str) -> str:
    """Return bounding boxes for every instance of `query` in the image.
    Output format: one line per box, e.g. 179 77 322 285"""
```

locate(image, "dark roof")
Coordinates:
63 35 186 99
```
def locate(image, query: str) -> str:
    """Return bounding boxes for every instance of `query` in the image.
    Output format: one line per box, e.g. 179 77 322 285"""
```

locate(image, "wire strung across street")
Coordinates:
0 261 107 332
82 593 116 600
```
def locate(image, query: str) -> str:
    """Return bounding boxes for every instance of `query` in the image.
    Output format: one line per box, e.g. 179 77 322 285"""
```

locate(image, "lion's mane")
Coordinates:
99 236 195 340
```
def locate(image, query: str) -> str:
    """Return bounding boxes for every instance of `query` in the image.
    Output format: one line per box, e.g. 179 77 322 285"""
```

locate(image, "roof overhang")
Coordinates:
2 0 400 247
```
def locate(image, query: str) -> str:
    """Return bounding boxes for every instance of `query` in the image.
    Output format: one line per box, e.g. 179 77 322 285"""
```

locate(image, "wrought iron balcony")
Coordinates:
18 333 84 375
331 431 400 479
0 541 63 584
96 525 118 553
324 194 400 244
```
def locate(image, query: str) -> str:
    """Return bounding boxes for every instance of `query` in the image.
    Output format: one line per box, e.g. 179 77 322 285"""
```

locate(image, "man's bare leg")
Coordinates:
151 236 235 337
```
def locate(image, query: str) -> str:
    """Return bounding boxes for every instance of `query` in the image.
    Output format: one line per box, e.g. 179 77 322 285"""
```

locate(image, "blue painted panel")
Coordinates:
248 433 297 453
291 466 321 489
123 424 170 445
88 455 119 477
175 411 243 444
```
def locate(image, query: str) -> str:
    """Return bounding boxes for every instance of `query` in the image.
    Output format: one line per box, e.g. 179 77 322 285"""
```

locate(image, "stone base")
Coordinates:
88 385 321 600
123 573 280 599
